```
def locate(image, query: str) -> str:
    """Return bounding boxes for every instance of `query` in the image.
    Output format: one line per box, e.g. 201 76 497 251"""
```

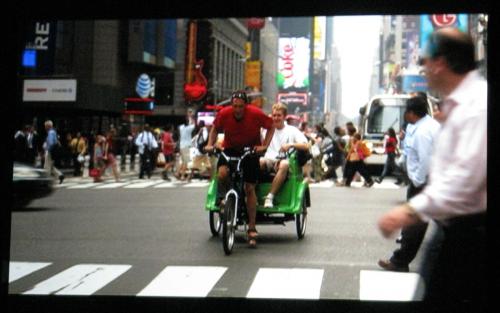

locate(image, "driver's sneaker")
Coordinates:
264 196 273 208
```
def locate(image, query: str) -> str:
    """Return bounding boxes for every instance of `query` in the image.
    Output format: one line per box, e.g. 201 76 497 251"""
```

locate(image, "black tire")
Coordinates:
222 195 236 255
295 196 307 239
209 211 221 236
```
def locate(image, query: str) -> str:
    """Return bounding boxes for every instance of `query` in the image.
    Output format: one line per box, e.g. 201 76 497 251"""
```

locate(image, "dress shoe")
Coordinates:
375 178 382 184
378 259 409 272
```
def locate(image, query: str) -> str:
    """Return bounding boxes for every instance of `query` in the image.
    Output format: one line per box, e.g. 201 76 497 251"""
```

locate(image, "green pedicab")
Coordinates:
205 148 311 254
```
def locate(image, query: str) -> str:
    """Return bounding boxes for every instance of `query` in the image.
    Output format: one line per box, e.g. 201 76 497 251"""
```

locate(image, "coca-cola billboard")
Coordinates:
277 37 310 91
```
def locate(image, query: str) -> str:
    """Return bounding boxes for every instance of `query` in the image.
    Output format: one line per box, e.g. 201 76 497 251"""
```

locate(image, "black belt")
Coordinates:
440 211 486 230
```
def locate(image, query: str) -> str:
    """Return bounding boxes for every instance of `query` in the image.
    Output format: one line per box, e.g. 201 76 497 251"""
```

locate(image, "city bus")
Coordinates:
358 94 435 167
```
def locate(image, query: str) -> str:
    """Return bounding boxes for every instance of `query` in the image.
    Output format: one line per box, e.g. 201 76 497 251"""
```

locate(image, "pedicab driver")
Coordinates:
204 90 274 248
260 103 310 208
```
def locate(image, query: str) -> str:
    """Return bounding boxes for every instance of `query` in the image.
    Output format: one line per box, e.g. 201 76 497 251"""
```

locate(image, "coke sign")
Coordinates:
431 14 457 28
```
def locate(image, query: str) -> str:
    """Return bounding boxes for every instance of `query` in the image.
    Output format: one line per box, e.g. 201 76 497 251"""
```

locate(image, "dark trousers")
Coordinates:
72 153 82 176
390 182 428 267
421 213 486 304
344 160 372 186
139 152 152 178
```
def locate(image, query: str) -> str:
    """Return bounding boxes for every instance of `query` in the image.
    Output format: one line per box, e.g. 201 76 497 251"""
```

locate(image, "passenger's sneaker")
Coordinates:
264 196 273 208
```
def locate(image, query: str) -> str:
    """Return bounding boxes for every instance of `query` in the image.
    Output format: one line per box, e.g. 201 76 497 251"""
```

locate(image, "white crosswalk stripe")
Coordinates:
359 270 424 301
10 261 424 300
138 266 227 297
57 177 211 189
22 264 132 295
247 268 324 299
9 262 52 283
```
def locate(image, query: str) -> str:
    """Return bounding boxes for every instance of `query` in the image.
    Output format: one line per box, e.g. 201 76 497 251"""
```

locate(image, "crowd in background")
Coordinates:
13 115 407 187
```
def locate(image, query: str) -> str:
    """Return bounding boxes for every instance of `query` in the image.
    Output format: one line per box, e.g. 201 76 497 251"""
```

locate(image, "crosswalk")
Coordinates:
55 177 402 190
9 261 424 300
55 177 211 190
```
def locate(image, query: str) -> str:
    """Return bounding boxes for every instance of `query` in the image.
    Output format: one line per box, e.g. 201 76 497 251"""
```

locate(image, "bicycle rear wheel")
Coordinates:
222 195 236 255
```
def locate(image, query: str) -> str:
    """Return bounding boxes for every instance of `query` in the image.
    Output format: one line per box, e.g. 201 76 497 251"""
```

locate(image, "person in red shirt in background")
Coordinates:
160 124 176 181
375 127 399 184
204 90 274 248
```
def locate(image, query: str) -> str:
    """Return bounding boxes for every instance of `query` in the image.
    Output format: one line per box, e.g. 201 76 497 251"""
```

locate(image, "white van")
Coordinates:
358 94 435 166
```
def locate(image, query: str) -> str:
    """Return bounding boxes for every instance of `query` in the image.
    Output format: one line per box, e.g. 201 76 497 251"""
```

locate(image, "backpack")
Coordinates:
196 128 208 154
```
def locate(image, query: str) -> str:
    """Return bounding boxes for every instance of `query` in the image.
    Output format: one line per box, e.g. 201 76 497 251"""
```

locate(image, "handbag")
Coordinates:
156 152 166 166
89 168 101 178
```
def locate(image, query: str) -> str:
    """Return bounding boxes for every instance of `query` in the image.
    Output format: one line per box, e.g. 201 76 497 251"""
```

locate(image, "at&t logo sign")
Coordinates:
136 74 155 98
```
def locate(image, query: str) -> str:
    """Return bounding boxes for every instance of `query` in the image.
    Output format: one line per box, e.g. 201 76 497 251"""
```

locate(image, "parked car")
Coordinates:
12 162 54 207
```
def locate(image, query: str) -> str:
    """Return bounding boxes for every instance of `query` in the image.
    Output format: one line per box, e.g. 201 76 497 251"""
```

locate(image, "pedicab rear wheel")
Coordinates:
295 197 307 239
209 211 221 236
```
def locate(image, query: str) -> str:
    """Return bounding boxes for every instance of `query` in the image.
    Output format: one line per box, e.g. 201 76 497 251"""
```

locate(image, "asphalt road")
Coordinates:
8 177 433 301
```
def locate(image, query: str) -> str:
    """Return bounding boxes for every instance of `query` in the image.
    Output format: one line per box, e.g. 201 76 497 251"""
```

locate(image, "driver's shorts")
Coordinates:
217 149 259 184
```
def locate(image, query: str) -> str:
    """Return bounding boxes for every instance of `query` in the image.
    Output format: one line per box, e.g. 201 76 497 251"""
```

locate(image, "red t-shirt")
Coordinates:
161 132 174 155
214 105 273 150
385 136 397 153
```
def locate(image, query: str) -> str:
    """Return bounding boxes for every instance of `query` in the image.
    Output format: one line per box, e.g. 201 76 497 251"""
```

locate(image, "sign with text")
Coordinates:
277 37 310 91
23 21 56 74
23 79 77 102
277 93 308 106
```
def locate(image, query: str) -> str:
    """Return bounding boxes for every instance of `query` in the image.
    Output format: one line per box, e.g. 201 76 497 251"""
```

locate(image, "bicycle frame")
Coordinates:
220 148 253 227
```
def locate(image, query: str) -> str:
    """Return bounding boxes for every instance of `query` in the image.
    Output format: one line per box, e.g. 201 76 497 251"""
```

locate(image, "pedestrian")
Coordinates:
117 123 130 172
129 127 138 171
330 126 347 183
160 124 176 181
69 131 87 176
378 27 486 304
13 125 32 164
42 120 64 184
92 134 106 183
343 133 374 187
174 109 196 181
189 120 211 181
311 124 328 182
378 95 440 272
104 128 120 181
338 122 361 185
375 127 399 183
135 123 158 179
299 121 315 183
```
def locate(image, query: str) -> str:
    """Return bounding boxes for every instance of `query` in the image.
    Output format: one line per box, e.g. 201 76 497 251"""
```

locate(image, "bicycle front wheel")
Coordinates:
222 195 236 255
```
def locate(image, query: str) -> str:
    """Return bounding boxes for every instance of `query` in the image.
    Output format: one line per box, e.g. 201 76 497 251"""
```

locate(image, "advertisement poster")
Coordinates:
277 37 310 91
420 14 468 51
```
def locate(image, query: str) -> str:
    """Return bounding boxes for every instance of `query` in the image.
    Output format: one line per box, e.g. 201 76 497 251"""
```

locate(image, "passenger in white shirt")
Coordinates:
260 103 310 208
378 27 486 303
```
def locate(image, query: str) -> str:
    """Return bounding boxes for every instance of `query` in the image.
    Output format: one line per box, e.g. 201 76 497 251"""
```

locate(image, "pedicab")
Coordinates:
204 147 310 255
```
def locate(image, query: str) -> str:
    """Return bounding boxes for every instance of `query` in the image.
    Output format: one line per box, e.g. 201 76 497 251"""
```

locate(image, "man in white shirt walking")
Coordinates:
135 123 158 179
378 95 440 272
260 103 310 208
175 109 195 181
378 27 487 304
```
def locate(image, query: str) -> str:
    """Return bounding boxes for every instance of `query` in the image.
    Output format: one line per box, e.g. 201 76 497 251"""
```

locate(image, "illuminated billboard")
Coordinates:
420 14 468 50
277 37 310 91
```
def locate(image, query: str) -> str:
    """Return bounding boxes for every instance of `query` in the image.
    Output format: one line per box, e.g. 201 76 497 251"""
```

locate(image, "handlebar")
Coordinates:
207 147 256 173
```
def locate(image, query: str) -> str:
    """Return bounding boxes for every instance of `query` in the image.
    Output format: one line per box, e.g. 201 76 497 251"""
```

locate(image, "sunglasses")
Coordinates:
231 92 248 102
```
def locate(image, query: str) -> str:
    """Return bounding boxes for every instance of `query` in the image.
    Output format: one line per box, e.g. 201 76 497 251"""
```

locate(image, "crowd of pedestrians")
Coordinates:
12 114 222 184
